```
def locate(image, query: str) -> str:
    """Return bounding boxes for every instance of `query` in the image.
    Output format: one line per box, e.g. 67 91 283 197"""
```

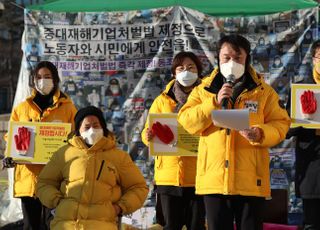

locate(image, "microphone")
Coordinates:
221 74 236 109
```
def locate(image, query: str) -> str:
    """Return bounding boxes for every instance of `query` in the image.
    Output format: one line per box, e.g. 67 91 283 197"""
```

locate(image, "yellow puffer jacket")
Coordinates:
142 79 197 187
313 67 320 84
36 135 148 230
9 89 77 197
178 67 291 197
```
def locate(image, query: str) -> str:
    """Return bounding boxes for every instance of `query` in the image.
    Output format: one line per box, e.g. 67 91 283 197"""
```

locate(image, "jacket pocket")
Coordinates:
97 161 118 187
96 160 105 180
198 147 207 176
155 156 163 169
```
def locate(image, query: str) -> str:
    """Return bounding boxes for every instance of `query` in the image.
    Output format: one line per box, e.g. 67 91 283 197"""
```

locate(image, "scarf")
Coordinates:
172 79 200 112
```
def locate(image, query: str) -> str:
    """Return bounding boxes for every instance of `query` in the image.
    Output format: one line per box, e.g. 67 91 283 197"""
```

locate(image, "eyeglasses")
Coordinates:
176 65 196 72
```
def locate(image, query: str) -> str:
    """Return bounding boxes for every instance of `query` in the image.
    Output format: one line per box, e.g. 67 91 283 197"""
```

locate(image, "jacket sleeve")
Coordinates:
68 104 78 131
252 87 291 147
10 106 20 122
36 150 64 208
116 152 148 214
141 96 162 146
4 103 24 143
178 86 219 135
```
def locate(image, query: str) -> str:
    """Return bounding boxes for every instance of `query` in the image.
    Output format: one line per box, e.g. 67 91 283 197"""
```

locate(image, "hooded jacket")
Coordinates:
141 79 198 187
9 89 77 197
178 66 290 197
36 134 148 230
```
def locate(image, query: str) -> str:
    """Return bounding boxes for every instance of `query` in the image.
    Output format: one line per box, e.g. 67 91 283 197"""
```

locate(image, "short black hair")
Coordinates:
311 39 320 57
171 51 203 78
217 34 251 70
32 61 60 93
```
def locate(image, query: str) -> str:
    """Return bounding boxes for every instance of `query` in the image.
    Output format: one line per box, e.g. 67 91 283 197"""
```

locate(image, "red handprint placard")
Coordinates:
148 113 199 156
14 126 31 155
300 90 317 119
291 84 320 128
6 121 71 164
151 121 174 145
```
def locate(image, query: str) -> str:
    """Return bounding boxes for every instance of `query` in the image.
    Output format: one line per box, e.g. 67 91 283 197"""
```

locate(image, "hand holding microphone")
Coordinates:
218 75 236 109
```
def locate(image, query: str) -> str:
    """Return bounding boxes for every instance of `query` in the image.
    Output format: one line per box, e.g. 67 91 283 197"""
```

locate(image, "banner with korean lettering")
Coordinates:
6 121 71 164
16 6 318 227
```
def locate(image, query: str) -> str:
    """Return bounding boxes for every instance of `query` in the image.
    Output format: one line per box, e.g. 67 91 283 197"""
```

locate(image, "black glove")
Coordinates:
286 126 304 139
2 157 16 169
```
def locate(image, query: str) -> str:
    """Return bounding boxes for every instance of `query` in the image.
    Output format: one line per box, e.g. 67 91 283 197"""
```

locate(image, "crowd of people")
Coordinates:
1 34 320 230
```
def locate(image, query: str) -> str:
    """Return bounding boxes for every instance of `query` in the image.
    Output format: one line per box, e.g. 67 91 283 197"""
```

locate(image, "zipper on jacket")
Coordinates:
236 97 242 105
32 100 42 112
226 96 243 135
96 160 105 180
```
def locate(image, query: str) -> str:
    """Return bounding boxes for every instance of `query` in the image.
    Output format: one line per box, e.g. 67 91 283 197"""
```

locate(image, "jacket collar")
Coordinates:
161 79 176 102
163 78 201 101
163 79 176 94
69 134 116 152
26 89 70 109
204 65 262 94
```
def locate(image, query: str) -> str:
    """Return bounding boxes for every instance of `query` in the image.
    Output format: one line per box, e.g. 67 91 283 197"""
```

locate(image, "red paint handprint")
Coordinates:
300 90 317 119
151 121 174 144
14 126 31 155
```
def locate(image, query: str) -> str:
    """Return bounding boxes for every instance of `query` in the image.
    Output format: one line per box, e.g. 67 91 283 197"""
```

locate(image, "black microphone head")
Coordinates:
226 74 236 86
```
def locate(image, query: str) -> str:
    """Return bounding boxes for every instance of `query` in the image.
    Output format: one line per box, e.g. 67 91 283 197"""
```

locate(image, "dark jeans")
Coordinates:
303 199 320 230
155 193 165 226
20 197 52 230
204 194 264 230
159 192 206 230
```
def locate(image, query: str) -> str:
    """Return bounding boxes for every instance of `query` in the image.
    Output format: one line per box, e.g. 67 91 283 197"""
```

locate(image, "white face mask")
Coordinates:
80 128 104 145
220 60 245 80
35 79 54 95
110 85 119 94
176 71 198 87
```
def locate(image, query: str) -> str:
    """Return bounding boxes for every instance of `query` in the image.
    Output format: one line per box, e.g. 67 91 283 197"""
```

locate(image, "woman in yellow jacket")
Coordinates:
3 61 77 229
142 51 206 230
36 106 149 230
178 35 291 230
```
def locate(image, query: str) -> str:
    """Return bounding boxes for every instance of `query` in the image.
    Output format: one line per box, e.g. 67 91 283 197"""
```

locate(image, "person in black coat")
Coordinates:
286 40 320 230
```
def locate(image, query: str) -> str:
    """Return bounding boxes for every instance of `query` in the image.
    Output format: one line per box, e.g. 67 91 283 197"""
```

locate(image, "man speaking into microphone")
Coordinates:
178 35 291 230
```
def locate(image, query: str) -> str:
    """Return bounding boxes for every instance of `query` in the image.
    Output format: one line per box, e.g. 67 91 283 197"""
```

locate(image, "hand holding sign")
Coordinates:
14 126 31 155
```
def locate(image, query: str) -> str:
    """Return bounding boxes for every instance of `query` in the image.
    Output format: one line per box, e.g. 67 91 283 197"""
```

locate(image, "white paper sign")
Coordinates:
211 109 250 130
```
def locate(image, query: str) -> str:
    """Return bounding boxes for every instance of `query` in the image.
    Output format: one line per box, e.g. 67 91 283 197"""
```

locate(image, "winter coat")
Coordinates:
36 134 148 230
9 89 77 197
286 68 320 198
178 66 291 197
287 127 320 198
313 68 320 84
141 79 198 187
